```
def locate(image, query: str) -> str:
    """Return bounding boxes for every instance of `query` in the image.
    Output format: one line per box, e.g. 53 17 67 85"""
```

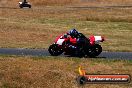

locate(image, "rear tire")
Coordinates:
87 44 102 57
48 44 63 56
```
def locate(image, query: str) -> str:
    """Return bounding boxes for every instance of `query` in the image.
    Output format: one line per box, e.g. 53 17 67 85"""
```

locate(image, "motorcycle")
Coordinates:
48 33 105 57
19 0 31 8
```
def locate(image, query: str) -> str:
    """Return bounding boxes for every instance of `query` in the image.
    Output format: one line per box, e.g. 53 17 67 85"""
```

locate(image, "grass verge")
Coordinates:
0 55 132 88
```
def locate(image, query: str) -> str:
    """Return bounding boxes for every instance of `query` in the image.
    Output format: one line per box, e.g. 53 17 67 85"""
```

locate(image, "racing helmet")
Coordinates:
69 29 78 37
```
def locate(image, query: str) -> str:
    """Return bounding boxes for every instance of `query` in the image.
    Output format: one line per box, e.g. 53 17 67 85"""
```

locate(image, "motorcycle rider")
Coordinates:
22 0 27 3
68 29 79 38
68 28 89 46
63 29 78 49
64 28 90 55
68 29 78 50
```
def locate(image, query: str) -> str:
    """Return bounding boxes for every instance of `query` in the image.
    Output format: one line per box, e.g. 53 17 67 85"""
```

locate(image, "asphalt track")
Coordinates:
0 48 131 59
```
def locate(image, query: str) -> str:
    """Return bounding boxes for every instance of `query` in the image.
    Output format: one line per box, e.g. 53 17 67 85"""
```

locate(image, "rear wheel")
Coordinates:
87 44 102 57
48 44 63 56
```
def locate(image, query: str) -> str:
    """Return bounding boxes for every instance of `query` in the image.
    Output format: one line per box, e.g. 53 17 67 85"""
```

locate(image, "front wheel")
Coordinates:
87 44 102 57
48 44 63 56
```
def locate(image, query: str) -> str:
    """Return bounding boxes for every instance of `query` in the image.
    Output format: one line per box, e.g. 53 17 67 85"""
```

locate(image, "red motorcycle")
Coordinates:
48 33 105 57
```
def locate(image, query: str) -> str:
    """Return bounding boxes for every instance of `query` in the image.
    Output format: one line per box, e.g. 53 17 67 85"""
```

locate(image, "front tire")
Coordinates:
48 44 63 56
